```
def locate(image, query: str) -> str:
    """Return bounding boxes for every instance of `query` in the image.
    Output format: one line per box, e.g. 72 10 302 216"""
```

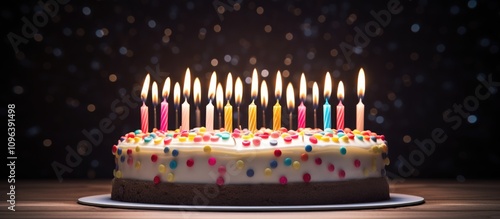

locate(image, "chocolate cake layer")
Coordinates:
111 177 389 206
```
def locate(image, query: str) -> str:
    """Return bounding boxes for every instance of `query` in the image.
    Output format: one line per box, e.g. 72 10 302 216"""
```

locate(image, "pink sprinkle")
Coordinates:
127 148 132 155
252 137 261 146
193 136 202 142
303 173 311 183
279 176 288 185
181 132 189 137
338 170 346 179
210 136 220 142
153 175 161 184
291 134 299 139
315 157 322 165
202 133 211 142
261 133 269 139
233 128 241 134
309 136 318 144
328 163 335 172
279 127 288 132
111 145 118 154
354 159 361 168
208 157 217 166
242 140 251 147
151 154 158 162
216 176 225 186
271 131 280 138
274 149 282 157
218 165 226 175
232 132 241 138
127 157 133 165
164 137 172 145
284 136 292 143
186 158 194 167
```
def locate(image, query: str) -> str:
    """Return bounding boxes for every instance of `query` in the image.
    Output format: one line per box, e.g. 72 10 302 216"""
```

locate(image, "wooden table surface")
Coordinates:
1 179 499 218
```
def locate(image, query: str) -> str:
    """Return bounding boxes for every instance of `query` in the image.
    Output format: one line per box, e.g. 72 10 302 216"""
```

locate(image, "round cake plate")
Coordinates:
78 193 424 211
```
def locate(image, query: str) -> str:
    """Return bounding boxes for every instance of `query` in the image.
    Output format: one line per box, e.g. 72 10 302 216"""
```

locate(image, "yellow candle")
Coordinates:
356 68 366 131
273 71 282 131
224 73 233 132
248 69 258 132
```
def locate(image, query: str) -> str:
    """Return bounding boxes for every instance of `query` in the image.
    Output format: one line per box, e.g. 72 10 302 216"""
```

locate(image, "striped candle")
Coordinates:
323 72 332 130
140 74 151 133
336 81 345 130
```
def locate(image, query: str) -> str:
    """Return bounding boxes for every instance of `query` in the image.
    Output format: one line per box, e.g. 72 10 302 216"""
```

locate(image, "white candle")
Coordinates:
356 68 365 131
206 72 217 131
194 77 201 127
181 68 191 131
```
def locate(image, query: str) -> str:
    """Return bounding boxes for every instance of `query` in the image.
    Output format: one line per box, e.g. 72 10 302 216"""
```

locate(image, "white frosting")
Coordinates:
113 129 389 185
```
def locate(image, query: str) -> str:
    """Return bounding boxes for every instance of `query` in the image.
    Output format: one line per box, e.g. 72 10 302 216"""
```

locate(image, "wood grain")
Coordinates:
1 179 499 218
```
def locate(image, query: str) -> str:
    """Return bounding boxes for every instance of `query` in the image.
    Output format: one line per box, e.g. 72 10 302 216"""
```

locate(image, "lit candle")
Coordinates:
224 73 233 132
206 72 216 131
286 82 295 130
181 68 191 131
152 81 159 129
273 71 282 131
323 72 332 130
260 80 268 128
336 81 345 130
248 69 258 132
173 82 180 129
216 83 224 129
235 77 243 129
312 82 319 129
297 73 306 129
160 77 170 132
356 68 366 131
194 77 201 128
140 74 150 133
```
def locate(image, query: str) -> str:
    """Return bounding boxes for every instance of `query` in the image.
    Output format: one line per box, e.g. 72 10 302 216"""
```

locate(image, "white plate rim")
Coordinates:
77 193 424 211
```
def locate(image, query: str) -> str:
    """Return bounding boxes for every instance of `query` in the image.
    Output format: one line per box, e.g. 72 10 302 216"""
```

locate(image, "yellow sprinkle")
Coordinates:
179 136 187 142
199 127 206 132
248 133 254 138
242 135 252 140
134 161 141 169
203 145 211 153
332 136 339 143
188 133 196 141
292 161 301 170
363 168 369 176
134 137 141 143
236 160 245 169
158 164 166 173
341 136 349 143
127 138 134 143
384 158 390 166
299 131 304 136
352 130 361 135
135 146 141 152
154 137 162 145
167 173 175 182
381 144 388 153
313 133 323 140
281 133 290 138
115 170 122 178
175 128 180 133
321 136 330 142
264 168 272 176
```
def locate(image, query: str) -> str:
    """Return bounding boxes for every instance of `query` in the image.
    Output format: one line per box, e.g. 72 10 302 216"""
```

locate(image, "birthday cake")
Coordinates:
111 127 390 206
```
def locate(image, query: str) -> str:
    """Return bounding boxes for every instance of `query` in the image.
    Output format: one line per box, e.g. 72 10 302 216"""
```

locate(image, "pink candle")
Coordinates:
297 73 306 129
140 74 151 133
336 81 345 130
160 77 170 132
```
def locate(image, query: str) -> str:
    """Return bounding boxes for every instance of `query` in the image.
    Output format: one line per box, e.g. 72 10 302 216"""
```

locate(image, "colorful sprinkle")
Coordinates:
236 160 245 169
203 145 212 153
338 169 346 179
127 148 133 155
134 161 141 169
127 156 133 165
169 160 178 169
172 149 179 157
328 163 335 172
220 133 231 140
300 153 309 161
270 160 278 168
164 137 172 145
135 146 140 152
178 136 187 142
216 176 225 185
153 175 160 184
304 145 312 152
246 169 254 177
252 137 261 146
292 161 301 170
134 137 141 143
354 159 361 168
321 136 330 142
210 136 220 142
203 133 211 142
271 131 280 138
186 158 194 167
284 157 292 166
112 145 118 154
340 146 347 155
264 168 272 176
188 132 197 141
117 148 122 155
158 164 166 173
208 157 217 166
269 139 278 146
163 147 170 154
291 134 299 139
332 137 339 143
274 149 282 157
302 173 311 183
167 173 175 182
193 135 203 142
279 176 288 185
144 136 153 143
151 154 158 162
284 136 292 143
309 136 318 144
242 140 251 147
218 165 226 175
314 157 322 165
115 170 122 178
120 155 126 163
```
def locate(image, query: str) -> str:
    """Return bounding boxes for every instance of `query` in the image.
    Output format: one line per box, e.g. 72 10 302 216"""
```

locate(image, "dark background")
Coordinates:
3 0 500 181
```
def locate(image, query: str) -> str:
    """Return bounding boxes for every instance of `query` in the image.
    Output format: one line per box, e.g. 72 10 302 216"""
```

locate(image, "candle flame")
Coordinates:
299 73 306 102
235 77 243 105
261 80 268 109
286 82 295 112
162 77 170 99
183 68 191 99
225 73 233 101
312 82 319 109
194 77 201 106
324 72 332 100
216 83 224 111
208 71 217 100
152 81 159 105
358 68 365 99
251 68 258 100
275 71 282 100
173 82 180 107
337 81 345 101
141 74 151 102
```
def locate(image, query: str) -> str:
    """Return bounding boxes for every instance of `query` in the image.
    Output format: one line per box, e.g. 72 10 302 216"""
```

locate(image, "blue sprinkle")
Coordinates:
270 160 278 168
166 133 173 137
305 145 313 152
117 148 122 155
337 133 345 137
220 133 230 140
163 147 170 154
246 169 254 177
371 136 377 142
120 137 126 142
120 155 126 163
149 133 156 138
356 135 364 141
337 129 344 133
144 136 153 143
134 130 142 134
169 160 177 169
340 146 347 155
172 149 179 157
284 158 292 166
270 139 278 146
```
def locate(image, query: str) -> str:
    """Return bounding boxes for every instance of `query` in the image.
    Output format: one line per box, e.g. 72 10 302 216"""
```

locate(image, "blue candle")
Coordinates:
323 72 332 130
